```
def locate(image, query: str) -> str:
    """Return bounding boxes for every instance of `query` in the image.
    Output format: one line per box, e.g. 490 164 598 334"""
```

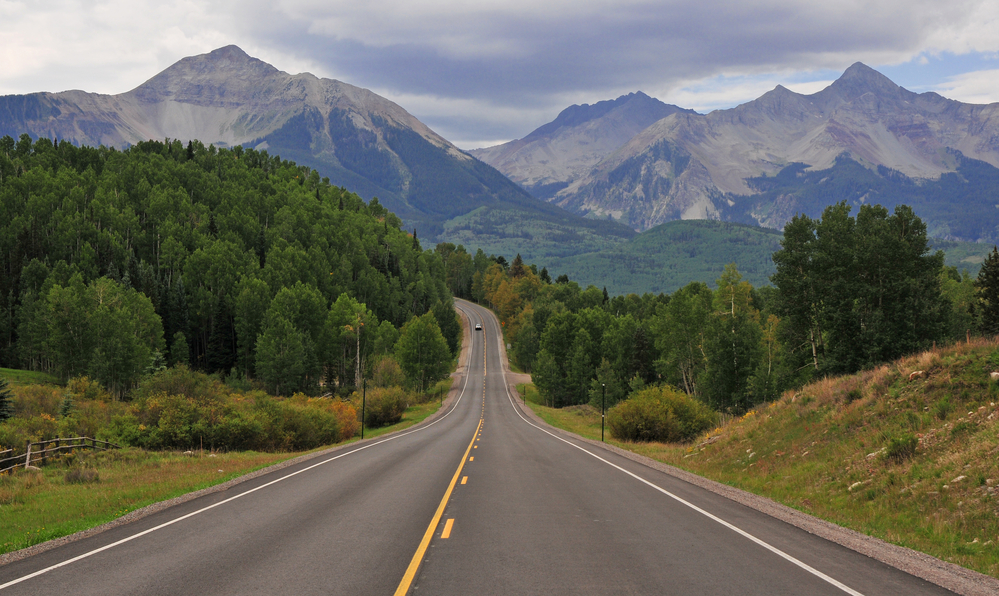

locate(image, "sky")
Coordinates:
1 0 998 149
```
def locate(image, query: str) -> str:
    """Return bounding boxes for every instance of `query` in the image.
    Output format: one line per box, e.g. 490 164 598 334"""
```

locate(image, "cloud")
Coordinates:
2 0 998 144
933 69 999 105
660 74 837 114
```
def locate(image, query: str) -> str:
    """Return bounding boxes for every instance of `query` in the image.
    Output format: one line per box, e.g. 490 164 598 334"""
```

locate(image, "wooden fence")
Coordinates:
0 437 119 475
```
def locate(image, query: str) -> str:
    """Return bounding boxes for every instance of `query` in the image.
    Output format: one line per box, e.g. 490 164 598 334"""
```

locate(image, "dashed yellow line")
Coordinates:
461 476 467 485
441 518 455 539
393 418 482 596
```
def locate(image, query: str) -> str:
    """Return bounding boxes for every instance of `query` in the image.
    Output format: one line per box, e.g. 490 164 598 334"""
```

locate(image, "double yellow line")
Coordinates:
393 418 483 595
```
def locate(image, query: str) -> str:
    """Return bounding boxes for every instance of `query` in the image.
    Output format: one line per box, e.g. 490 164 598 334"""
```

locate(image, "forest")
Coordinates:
438 201 983 423
0 134 460 400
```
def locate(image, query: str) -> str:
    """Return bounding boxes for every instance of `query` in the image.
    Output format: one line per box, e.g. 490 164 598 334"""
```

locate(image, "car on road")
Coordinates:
475 323 482 331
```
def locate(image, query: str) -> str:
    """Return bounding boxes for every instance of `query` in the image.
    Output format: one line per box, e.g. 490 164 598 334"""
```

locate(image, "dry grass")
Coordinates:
523 338 999 579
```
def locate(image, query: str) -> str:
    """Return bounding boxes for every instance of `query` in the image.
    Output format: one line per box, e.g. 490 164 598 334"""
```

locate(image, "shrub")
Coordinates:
371 356 405 388
933 397 953 420
363 387 408 428
134 366 225 404
883 433 918 463
607 385 715 443
67 377 112 402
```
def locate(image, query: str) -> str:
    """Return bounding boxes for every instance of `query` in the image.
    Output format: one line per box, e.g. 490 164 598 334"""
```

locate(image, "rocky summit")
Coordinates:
474 63 999 234
0 45 551 237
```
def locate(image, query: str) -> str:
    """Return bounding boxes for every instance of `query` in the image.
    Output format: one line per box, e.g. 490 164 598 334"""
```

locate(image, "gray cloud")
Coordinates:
2 0 997 147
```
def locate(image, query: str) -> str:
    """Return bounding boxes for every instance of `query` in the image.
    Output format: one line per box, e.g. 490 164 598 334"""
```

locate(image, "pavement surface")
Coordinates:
0 300 984 595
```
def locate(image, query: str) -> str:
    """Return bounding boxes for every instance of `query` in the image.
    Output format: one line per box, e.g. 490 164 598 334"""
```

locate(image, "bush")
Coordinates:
67 377 112 402
363 387 408 428
933 397 953 420
371 356 405 388
607 385 715 443
884 433 918 463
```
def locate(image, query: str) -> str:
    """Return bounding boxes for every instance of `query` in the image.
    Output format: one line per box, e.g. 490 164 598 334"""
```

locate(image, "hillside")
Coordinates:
527 338 999 579
529 219 991 296
0 45 635 243
0 135 451 395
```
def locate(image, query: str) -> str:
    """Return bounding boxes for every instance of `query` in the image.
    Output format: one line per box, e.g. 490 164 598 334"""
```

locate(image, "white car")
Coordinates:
475 323 482 331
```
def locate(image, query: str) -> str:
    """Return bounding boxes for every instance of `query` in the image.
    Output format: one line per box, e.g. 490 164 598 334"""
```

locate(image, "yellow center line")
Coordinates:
461 476 467 485
393 418 482 596
441 518 455 539
469 456 474 461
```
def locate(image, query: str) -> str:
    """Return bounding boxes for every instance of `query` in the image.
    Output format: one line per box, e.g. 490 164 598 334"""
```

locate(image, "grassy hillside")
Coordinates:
456 218 993 296
523 338 999 578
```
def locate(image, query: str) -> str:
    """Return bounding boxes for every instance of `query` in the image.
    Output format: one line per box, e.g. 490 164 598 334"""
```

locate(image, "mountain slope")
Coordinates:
0 45 634 242
470 92 692 199
479 64 999 238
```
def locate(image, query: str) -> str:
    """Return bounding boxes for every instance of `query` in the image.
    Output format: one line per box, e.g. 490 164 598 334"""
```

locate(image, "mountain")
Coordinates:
470 92 692 199
0 45 634 243
477 64 999 240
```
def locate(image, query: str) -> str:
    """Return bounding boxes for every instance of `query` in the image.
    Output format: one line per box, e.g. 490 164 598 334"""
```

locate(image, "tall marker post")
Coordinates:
601 383 605 442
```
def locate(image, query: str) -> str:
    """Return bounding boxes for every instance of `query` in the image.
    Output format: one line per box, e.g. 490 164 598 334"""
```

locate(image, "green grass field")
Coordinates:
0 368 59 387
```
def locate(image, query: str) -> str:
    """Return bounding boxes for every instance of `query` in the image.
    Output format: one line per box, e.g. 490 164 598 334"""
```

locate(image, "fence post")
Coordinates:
24 440 31 469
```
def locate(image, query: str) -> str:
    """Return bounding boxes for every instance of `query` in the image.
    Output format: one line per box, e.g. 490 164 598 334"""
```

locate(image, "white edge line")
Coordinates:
0 348 475 591
494 323 866 596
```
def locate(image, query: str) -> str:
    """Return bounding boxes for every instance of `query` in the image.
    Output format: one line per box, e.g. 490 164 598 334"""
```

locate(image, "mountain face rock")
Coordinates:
479 63 999 234
470 92 692 199
0 45 545 236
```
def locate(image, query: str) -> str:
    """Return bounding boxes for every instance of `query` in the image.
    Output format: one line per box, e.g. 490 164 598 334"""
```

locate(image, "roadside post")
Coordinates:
361 378 366 440
601 383 605 442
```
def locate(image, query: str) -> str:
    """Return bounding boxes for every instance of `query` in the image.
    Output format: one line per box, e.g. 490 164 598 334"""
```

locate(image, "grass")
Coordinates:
0 381 453 556
518 338 999 579
0 368 59 387
0 449 296 555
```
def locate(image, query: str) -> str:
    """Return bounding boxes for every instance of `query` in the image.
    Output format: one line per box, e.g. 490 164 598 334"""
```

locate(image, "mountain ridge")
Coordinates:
469 91 693 199
474 63 999 237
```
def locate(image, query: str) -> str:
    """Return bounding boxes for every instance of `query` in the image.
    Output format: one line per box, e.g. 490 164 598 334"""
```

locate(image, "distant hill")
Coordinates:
0 45 633 243
529 220 991 296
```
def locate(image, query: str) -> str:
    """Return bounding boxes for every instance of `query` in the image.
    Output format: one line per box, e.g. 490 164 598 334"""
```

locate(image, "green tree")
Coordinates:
170 332 190 367
651 282 713 397
432 299 462 357
395 312 451 393
976 247 999 336
0 376 13 422
255 317 307 395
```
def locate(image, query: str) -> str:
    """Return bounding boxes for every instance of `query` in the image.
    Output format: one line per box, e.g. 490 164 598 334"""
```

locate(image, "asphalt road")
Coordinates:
0 300 958 595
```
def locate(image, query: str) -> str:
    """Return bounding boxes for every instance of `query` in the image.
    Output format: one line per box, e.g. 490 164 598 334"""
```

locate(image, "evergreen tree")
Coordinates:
510 254 526 278
0 376 14 422
59 393 74 418
976 246 999 336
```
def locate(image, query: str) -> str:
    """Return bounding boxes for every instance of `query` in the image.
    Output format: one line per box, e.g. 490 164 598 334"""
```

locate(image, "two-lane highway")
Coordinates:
0 299 963 594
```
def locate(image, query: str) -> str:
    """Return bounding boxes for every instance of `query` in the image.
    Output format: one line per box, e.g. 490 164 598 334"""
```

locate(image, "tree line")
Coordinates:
443 202 980 414
0 135 458 397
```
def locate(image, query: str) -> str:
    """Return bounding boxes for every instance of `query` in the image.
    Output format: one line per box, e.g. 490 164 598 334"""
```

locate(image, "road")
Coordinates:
0 299 958 595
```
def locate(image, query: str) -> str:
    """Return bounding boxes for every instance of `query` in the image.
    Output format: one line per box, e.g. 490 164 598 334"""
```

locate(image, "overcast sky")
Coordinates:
2 0 997 149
